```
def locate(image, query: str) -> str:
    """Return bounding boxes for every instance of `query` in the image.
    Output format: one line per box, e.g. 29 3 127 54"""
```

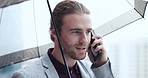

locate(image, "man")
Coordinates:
11 1 114 78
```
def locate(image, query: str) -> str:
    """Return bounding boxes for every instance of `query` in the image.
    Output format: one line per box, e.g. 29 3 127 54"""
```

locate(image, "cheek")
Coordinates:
63 33 77 42
65 37 76 45
60 32 80 45
61 36 77 48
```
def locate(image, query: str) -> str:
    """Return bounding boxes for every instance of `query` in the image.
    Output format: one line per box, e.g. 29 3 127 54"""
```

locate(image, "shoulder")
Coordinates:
11 57 45 78
78 54 114 78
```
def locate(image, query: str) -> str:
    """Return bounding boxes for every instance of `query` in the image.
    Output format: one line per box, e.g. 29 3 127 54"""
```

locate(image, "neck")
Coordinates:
52 46 76 67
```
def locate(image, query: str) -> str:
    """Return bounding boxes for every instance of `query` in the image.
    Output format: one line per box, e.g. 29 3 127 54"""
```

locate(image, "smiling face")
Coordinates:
60 14 92 60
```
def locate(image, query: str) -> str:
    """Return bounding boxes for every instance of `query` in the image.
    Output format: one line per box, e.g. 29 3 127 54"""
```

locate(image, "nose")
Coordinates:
79 32 89 44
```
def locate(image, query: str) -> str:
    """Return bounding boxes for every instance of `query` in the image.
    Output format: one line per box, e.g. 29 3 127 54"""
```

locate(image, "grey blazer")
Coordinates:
11 53 114 78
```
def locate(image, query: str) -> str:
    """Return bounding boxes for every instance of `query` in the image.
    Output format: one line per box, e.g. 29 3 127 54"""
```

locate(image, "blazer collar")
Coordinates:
41 53 59 78
77 60 91 78
77 55 96 78
41 52 93 78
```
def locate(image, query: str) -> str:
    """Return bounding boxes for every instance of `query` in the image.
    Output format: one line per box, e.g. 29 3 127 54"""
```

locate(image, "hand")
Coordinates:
88 34 107 67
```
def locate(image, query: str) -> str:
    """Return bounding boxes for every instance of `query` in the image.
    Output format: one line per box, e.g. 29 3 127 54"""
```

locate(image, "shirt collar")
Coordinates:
48 48 80 74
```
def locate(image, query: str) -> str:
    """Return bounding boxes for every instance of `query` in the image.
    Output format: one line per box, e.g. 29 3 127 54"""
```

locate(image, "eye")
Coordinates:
71 30 81 35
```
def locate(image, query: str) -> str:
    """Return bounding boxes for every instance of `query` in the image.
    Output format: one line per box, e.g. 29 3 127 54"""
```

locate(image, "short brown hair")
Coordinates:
50 0 90 41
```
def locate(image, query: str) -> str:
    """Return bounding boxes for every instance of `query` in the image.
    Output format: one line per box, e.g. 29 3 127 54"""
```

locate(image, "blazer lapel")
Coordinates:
41 53 95 78
41 53 59 78
77 60 91 78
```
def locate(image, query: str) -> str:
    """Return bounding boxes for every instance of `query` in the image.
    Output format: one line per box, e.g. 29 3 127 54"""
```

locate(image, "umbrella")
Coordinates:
0 0 147 68
0 0 29 8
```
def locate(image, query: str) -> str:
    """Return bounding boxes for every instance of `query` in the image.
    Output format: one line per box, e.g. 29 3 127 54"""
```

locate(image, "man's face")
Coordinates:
60 14 92 60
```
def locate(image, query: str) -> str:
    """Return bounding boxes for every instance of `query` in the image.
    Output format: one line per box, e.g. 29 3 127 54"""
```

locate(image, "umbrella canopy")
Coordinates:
0 0 29 8
0 0 147 68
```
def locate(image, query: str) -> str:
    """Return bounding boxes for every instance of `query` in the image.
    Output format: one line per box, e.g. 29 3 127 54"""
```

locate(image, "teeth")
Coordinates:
78 48 85 50
76 47 86 50
81 48 84 50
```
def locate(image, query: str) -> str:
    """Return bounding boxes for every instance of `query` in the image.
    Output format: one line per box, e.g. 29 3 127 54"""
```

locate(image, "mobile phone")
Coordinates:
90 30 101 61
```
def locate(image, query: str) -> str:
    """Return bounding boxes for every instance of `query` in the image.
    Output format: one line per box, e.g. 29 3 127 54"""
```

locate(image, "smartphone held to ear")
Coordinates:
89 30 101 61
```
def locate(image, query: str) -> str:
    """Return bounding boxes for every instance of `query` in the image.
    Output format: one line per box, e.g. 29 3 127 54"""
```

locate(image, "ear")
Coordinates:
50 26 57 40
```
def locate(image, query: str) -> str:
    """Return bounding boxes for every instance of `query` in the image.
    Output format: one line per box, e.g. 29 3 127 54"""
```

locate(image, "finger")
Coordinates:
91 39 103 47
92 34 102 39
94 45 103 52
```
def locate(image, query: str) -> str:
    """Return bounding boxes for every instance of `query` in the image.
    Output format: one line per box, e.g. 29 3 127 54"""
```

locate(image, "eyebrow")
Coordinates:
70 28 92 31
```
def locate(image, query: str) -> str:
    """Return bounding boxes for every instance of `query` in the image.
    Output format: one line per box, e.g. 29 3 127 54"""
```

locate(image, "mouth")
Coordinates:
75 46 87 51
